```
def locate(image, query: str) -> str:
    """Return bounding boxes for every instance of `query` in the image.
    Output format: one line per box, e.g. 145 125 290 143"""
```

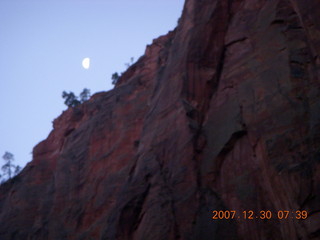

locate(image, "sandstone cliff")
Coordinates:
1 0 320 239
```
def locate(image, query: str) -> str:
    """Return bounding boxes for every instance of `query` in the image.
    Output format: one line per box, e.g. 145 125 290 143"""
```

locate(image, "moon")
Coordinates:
82 58 90 69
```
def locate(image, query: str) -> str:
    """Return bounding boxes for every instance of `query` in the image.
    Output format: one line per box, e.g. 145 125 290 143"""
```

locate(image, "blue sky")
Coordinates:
0 0 184 169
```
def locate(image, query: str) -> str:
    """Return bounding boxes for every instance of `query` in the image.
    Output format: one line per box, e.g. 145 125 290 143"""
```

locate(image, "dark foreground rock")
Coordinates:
1 0 320 239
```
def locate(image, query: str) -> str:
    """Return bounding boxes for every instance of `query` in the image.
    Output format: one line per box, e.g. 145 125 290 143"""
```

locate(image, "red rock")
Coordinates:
1 0 320 239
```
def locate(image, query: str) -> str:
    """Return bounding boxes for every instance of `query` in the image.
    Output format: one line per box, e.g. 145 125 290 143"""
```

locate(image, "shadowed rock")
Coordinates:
1 0 320 239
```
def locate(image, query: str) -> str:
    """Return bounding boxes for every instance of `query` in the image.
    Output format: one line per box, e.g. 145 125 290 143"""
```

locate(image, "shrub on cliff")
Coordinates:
111 57 135 85
62 91 81 107
124 57 134 68
111 72 120 85
79 88 91 102
1 151 21 183
62 88 91 108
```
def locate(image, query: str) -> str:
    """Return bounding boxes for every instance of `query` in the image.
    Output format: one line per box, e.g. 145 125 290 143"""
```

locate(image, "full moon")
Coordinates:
82 58 90 69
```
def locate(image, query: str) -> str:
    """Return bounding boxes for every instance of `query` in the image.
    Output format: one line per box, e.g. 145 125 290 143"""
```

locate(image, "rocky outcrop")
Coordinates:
1 0 320 239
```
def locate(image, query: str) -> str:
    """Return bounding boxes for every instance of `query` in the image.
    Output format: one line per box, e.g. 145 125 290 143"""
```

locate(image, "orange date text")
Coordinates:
212 210 308 220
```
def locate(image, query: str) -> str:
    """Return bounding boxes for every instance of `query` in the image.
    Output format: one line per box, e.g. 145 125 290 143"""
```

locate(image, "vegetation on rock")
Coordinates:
62 88 91 108
1 151 21 183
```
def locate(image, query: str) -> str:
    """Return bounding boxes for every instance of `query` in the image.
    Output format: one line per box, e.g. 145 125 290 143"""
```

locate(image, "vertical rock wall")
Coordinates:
0 0 320 239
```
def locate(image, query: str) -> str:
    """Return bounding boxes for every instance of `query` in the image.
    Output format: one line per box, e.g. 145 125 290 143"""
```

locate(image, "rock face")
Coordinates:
1 0 320 239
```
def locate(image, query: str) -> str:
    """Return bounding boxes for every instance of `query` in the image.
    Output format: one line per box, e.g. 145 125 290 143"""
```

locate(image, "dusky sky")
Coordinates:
0 0 184 169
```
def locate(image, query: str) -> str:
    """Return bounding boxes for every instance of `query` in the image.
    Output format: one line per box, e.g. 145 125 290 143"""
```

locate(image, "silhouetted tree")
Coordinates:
80 88 91 102
2 152 15 180
111 57 134 86
111 72 120 85
0 152 22 183
62 91 81 107
62 88 91 107
125 57 134 68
